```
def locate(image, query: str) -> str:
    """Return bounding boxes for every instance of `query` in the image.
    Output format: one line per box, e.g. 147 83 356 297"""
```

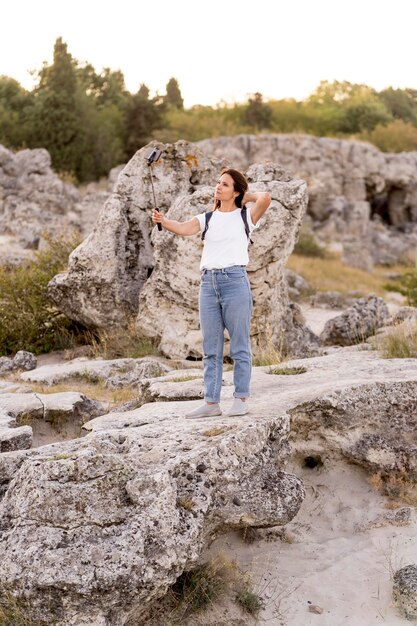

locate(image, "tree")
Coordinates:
338 100 392 133
243 92 272 130
378 88 417 125
0 76 33 147
164 77 184 109
29 37 83 175
361 119 417 152
124 84 164 158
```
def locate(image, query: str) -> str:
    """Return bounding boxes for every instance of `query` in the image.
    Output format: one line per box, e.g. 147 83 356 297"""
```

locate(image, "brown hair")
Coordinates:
212 168 248 211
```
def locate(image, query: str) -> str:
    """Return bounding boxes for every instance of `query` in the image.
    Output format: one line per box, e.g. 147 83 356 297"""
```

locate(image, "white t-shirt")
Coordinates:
195 208 258 270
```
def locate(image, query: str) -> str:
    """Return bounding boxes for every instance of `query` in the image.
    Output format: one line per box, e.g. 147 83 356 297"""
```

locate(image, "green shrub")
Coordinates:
171 563 224 614
0 233 83 355
384 269 417 306
236 589 265 615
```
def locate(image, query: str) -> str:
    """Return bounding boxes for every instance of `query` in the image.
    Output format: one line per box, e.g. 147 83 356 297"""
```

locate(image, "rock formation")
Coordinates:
0 144 115 264
0 343 416 624
197 134 417 270
393 564 417 620
47 142 227 331
136 157 310 358
0 145 80 257
0 398 303 625
319 295 389 345
48 141 313 360
3 136 417 271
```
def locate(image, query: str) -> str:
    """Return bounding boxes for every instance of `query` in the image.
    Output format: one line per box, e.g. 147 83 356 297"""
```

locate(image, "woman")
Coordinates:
152 168 271 418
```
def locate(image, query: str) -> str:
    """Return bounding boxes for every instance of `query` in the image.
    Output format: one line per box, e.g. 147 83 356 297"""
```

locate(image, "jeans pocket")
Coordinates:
224 269 245 281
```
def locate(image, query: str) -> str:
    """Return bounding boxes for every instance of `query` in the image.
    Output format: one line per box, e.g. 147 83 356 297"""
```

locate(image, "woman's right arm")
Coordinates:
152 209 200 236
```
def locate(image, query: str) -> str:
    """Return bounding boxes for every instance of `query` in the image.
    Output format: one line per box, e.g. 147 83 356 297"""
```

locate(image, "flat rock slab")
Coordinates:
0 345 416 626
20 356 171 386
0 425 32 452
0 392 107 451
0 391 107 421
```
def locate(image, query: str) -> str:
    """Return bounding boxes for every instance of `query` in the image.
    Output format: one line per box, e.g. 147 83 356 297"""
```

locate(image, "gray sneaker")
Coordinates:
228 398 249 416
185 403 222 419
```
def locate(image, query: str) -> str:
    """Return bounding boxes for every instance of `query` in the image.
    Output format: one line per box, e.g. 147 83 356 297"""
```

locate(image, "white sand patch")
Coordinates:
200 459 416 625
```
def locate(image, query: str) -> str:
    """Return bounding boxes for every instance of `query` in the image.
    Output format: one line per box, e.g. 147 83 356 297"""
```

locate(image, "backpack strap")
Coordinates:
241 207 253 244
201 211 213 241
201 208 253 244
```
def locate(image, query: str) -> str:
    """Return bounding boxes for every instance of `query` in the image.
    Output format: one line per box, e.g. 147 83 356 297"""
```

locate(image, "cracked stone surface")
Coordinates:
0 392 107 451
0 345 415 624
20 356 171 386
393 564 417 620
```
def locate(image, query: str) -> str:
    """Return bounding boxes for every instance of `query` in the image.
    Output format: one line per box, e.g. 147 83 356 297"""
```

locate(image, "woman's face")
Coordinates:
214 173 238 203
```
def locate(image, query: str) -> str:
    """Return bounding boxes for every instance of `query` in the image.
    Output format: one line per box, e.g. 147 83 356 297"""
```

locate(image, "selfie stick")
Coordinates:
146 148 162 231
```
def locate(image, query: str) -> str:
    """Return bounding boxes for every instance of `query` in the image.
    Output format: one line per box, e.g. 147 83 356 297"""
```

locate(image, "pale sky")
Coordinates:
2 0 416 107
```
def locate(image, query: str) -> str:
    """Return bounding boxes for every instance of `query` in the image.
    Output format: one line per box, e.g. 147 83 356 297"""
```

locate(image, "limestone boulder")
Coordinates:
20 356 171 387
391 306 417 324
47 141 312 359
319 295 389 346
289 377 417 482
0 351 37 377
0 408 303 626
393 564 417 620
0 344 416 624
48 141 226 329
136 158 310 359
0 145 81 252
198 134 417 268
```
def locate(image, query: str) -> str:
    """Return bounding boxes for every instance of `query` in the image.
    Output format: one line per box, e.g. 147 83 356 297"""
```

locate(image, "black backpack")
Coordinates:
201 207 253 244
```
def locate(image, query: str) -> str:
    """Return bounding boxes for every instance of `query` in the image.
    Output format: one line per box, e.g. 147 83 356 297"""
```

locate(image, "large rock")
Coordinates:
319 295 389 346
48 141 227 329
20 356 170 387
0 410 303 626
49 142 313 359
0 345 416 624
197 134 417 268
136 156 310 358
0 145 81 252
393 564 417 620
289 375 417 482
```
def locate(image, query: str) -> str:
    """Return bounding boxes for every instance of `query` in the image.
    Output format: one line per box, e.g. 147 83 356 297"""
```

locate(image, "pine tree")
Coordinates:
124 84 163 158
243 92 272 130
164 77 184 109
29 37 83 175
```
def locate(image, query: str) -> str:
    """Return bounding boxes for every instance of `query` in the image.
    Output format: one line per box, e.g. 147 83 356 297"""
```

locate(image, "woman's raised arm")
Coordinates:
152 209 200 236
243 191 271 225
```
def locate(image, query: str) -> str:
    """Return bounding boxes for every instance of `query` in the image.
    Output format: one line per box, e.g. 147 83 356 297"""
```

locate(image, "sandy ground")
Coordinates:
196 458 416 626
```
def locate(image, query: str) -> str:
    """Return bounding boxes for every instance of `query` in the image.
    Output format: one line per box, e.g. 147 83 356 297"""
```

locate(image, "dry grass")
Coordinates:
0 589 46 625
287 253 408 296
26 381 139 410
370 319 417 358
140 553 258 625
252 323 285 367
368 471 417 506
86 319 161 360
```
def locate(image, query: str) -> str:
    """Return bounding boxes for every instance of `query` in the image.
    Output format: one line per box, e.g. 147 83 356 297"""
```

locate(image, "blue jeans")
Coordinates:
199 266 253 403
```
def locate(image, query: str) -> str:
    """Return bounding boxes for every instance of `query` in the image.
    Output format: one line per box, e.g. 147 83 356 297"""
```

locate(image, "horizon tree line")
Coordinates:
1 38 417 183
